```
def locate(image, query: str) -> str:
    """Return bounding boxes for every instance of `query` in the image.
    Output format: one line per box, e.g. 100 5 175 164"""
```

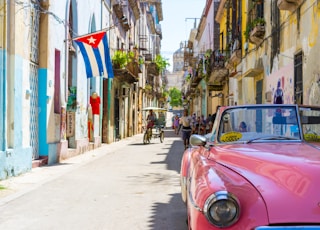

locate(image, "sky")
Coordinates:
160 0 207 72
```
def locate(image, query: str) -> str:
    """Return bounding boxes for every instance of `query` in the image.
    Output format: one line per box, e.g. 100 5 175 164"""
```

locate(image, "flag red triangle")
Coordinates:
75 31 106 49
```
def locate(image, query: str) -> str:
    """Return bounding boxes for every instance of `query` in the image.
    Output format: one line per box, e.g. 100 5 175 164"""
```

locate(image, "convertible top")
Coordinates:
142 107 167 111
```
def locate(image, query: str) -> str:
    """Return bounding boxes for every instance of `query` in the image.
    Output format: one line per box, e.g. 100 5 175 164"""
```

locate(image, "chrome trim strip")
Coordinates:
188 186 202 212
255 227 320 229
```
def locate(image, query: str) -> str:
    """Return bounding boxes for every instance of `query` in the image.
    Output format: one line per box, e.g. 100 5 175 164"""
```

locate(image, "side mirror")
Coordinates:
190 134 207 147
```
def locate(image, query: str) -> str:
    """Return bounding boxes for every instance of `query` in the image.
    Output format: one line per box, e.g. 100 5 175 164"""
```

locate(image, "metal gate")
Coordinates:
114 97 120 140
30 3 40 159
29 64 39 159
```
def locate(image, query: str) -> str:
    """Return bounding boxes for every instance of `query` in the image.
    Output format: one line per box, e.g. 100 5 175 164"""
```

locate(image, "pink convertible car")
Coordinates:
180 104 320 229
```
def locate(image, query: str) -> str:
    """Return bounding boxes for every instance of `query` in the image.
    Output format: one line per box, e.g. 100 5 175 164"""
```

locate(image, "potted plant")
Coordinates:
112 50 134 69
244 17 265 41
252 17 266 27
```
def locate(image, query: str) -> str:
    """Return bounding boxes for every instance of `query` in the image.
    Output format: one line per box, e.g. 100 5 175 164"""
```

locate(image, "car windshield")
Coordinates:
299 106 320 143
217 105 301 143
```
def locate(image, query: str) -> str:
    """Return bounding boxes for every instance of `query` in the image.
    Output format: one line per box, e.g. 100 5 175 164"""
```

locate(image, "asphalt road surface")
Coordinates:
0 129 187 230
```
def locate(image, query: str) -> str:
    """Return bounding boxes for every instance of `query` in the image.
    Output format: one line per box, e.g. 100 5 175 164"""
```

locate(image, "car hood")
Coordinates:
211 143 320 224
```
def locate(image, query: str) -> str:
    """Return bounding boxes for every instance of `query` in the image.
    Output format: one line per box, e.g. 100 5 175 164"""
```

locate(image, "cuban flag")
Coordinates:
74 31 114 78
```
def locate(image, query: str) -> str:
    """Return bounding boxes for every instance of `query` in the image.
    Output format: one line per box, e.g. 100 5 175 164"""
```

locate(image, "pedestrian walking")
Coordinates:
178 109 192 150
173 114 180 135
199 115 206 135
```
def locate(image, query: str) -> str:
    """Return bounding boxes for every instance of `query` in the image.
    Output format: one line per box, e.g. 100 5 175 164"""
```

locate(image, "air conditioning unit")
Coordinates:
265 91 273 102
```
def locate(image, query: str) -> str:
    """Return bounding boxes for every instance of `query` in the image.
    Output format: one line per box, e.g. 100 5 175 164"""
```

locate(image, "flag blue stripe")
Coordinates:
92 46 104 76
75 40 94 78
102 34 114 78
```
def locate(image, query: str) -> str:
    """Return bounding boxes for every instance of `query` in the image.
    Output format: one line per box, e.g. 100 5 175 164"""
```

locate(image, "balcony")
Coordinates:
147 62 159 76
155 1 163 21
210 50 229 69
128 0 140 20
184 49 193 67
207 50 229 85
112 3 130 32
230 49 241 66
113 3 123 19
113 68 138 84
249 25 265 46
112 51 139 83
147 12 156 34
277 0 303 12
189 58 205 88
242 68 263 78
144 53 152 62
127 61 141 78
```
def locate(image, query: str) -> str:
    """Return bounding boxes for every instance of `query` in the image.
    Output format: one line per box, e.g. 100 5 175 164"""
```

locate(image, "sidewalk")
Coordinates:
0 133 144 204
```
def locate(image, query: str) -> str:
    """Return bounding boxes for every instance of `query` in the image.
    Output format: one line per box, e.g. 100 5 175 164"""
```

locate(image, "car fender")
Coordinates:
188 157 269 229
180 147 202 204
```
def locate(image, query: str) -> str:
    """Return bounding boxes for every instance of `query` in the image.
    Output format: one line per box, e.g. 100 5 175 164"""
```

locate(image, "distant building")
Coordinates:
172 42 185 72
166 42 186 90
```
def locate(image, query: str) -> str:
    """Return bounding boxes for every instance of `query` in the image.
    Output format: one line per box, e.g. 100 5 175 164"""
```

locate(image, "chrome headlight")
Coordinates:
203 191 240 228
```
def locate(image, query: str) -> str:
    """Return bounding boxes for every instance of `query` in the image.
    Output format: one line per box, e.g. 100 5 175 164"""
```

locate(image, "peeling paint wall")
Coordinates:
266 64 294 104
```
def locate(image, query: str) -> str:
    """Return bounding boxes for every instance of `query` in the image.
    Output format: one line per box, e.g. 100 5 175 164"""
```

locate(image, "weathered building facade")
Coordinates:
183 0 320 117
0 0 164 180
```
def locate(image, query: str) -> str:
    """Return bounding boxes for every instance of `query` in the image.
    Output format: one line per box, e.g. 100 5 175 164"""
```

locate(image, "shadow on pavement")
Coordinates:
148 193 187 230
126 128 187 229
148 129 187 229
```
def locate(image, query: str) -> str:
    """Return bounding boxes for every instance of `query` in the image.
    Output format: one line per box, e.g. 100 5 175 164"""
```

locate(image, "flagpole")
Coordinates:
107 28 112 143
100 1 103 141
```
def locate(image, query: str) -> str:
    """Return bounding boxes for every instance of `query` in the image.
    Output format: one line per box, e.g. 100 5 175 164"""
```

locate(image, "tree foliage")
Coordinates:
168 87 182 107
155 54 170 73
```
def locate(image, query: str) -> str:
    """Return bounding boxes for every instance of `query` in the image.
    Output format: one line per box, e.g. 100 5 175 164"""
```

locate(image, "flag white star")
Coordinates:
87 36 97 44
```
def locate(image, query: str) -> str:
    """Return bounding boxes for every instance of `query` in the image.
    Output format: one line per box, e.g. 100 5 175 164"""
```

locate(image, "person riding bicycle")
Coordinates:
146 110 157 137
147 109 157 129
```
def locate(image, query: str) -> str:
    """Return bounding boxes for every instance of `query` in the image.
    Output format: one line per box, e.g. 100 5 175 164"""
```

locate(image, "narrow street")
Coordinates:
0 129 187 230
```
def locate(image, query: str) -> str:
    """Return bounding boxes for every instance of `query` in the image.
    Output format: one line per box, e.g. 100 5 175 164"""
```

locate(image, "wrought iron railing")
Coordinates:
209 49 231 69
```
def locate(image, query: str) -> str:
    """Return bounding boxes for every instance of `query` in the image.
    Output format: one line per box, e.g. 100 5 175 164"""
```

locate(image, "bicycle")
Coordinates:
142 107 167 144
143 124 164 144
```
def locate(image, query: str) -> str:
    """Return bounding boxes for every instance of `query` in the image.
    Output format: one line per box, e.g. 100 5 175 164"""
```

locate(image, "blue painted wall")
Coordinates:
0 55 33 180
15 56 23 147
0 49 6 151
38 68 48 157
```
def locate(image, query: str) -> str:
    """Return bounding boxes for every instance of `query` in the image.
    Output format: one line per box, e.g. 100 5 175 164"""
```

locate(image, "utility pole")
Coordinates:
185 18 200 29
